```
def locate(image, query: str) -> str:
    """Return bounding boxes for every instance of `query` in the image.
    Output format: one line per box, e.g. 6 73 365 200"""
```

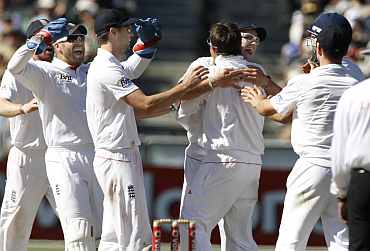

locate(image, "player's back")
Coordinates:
289 64 359 167
201 55 264 164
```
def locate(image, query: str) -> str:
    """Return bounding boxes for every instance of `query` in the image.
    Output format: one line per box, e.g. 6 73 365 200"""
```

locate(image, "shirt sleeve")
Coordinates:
7 44 50 99
0 70 17 101
330 92 351 198
105 66 139 100
120 53 151 80
269 78 300 115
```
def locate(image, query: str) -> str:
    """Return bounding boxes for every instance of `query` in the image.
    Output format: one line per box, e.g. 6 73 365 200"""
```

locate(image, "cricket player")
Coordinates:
6 15 158 251
177 23 281 251
331 78 370 251
86 9 244 251
241 13 359 251
177 22 268 251
0 19 56 251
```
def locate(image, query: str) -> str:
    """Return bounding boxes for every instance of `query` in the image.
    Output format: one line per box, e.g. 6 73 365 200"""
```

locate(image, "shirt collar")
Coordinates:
52 57 79 70
311 64 345 74
215 54 245 65
97 48 121 65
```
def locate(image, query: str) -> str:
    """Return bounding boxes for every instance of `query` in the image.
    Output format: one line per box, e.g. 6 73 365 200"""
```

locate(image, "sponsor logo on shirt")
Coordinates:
118 77 133 89
56 73 73 82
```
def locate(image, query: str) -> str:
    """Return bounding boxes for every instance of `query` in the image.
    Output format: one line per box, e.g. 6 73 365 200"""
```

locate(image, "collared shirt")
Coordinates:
331 78 370 198
270 64 359 167
7 45 93 147
0 69 46 150
200 55 265 164
86 48 140 152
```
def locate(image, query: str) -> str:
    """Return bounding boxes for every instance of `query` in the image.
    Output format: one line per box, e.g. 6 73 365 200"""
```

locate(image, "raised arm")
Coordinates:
122 17 161 80
121 54 151 80
7 18 69 97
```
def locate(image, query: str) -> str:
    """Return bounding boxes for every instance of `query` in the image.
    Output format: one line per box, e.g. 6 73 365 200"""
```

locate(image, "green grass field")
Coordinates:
27 240 327 251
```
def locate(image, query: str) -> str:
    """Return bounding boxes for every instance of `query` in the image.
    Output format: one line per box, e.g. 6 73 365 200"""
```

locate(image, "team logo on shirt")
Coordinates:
56 73 73 82
127 185 135 199
118 77 133 89
275 94 283 103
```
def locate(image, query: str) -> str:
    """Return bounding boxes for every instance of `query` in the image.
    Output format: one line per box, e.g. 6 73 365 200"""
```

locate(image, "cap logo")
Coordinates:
312 25 322 34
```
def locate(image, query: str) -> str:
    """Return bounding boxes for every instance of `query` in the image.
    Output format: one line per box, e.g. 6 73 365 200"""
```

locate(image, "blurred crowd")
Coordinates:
282 0 370 80
0 0 138 78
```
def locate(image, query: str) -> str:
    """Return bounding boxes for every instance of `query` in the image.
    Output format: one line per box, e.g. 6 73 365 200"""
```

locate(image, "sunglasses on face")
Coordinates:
66 35 85 43
241 33 260 45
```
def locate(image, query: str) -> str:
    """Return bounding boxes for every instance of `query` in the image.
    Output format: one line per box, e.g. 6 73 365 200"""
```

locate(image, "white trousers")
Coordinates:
180 159 261 251
45 146 102 251
0 146 55 251
94 147 151 251
275 158 348 251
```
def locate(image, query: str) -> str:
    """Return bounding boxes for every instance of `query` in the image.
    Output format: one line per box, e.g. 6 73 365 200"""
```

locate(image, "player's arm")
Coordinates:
134 105 171 119
0 98 38 117
121 17 161 80
124 66 208 116
181 68 246 100
241 86 293 123
240 68 282 96
268 111 292 124
8 18 68 97
241 86 277 116
120 54 151 80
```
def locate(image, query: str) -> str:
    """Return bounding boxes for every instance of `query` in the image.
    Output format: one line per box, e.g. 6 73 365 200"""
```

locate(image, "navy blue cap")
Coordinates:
307 13 352 55
95 9 137 37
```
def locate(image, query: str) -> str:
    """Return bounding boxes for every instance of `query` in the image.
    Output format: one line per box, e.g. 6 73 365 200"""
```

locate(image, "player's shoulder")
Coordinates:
286 73 308 87
189 57 212 68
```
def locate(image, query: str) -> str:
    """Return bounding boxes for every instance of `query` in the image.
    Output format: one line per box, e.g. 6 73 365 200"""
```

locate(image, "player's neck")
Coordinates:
101 43 124 61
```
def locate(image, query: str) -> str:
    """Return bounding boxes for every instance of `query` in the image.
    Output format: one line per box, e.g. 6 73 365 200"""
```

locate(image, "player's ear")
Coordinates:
316 42 323 56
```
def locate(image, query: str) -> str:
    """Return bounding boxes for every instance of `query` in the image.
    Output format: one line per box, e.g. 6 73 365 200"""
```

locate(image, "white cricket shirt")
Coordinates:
0 69 46 150
177 57 211 159
86 48 140 152
7 45 93 147
331 79 370 198
270 64 359 167
201 55 265 164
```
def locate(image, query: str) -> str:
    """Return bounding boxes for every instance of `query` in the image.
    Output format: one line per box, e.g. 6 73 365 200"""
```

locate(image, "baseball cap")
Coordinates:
95 9 137 37
307 13 352 55
239 24 267 42
26 18 49 39
55 23 88 43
